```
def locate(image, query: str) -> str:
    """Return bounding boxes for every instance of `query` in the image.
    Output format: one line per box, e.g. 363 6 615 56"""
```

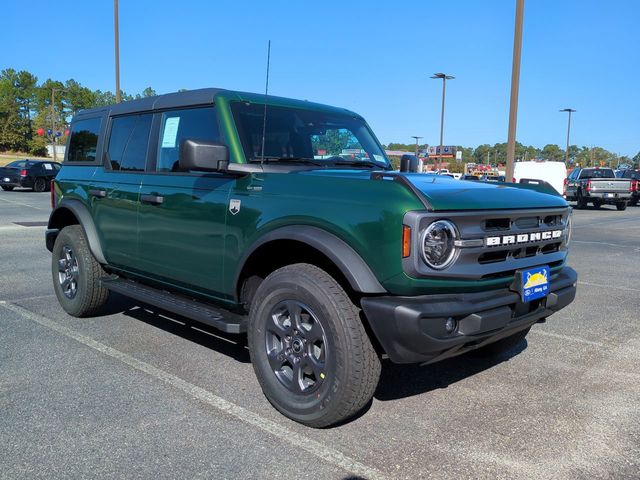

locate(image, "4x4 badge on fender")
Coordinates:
229 199 241 215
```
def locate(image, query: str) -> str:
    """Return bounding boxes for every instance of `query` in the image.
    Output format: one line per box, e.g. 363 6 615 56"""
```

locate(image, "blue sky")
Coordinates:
4 0 639 155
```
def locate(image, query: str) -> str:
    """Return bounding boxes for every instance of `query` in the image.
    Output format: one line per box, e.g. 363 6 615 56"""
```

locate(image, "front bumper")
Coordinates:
361 266 577 364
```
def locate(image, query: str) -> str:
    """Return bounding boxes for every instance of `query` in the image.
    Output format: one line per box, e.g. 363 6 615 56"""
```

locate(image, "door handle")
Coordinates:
89 189 107 198
141 194 164 205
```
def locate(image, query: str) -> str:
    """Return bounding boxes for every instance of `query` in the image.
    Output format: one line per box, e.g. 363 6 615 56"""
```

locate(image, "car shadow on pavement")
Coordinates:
374 340 527 401
101 293 251 364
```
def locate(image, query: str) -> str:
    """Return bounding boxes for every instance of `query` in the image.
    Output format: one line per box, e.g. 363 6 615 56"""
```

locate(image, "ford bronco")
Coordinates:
46 88 577 427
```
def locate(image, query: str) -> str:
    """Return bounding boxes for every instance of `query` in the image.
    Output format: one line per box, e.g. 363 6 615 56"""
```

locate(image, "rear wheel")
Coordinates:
472 326 531 357
248 263 381 428
630 197 638 206
33 177 47 192
616 201 627 211
52 225 110 317
1 186 14 191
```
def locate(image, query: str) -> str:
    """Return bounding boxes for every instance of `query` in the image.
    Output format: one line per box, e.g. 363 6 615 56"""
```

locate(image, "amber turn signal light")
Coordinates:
402 225 411 258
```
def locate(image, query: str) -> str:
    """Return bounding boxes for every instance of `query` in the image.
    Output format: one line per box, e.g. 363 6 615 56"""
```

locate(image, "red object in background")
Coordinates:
65 129 70 136
36 128 44 136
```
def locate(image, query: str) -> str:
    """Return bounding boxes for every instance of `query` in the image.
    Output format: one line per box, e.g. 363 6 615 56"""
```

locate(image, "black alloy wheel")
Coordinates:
265 300 328 395
33 177 47 192
57 245 79 299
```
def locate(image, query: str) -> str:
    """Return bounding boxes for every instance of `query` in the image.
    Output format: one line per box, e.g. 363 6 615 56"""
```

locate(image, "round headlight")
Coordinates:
421 220 459 269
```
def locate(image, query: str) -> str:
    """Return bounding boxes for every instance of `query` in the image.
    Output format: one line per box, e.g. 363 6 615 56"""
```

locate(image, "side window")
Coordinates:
107 114 153 171
156 107 220 172
67 117 101 162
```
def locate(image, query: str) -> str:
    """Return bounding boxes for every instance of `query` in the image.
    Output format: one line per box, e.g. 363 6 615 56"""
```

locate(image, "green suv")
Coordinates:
46 88 577 427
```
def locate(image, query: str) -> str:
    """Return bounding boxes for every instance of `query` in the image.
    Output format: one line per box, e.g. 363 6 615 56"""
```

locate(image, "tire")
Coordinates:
472 326 531 357
52 225 110 317
1 186 14 191
248 263 381 428
630 198 638 206
616 202 627 211
33 177 47 192
592 199 602 209
576 192 587 209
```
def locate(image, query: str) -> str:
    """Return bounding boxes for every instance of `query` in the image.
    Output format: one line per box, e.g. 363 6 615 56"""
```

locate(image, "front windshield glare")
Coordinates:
231 102 390 168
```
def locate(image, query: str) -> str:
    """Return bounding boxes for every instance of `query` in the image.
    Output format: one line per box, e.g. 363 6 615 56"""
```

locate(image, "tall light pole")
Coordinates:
505 0 524 183
410 136 423 156
50 87 66 162
114 0 121 103
431 73 454 170
560 108 576 164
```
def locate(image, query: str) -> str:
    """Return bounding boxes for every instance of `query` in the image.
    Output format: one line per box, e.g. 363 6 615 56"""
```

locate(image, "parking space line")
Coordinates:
0 302 388 480
578 281 640 293
0 196 49 211
530 329 607 348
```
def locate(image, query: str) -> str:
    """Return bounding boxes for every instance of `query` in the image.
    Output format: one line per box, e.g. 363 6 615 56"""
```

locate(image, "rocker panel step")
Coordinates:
100 277 246 334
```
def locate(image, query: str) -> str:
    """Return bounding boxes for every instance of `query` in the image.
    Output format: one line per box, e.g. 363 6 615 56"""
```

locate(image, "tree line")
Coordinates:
0 68 159 156
384 142 639 169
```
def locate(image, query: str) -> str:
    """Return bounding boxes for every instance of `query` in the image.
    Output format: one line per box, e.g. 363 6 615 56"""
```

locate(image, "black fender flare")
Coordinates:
47 199 107 264
235 225 386 295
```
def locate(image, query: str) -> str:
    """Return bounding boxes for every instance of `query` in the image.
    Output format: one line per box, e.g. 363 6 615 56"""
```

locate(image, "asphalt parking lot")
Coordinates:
1 190 639 480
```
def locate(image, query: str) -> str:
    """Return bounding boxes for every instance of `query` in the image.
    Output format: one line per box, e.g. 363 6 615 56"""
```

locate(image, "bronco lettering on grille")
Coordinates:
485 229 563 247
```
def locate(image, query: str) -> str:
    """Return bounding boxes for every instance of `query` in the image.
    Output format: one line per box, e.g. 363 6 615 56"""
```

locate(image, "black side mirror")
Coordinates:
179 139 229 172
400 154 419 173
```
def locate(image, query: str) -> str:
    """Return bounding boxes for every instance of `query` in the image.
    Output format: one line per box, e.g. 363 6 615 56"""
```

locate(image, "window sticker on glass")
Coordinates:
44 163 53 170
161 117 180 148
373 154 385 163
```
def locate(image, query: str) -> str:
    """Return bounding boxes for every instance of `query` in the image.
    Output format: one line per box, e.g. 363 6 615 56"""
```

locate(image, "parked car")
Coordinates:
616 169 640 206
0 159 61 192
46 88 576 428
481 174 506 182
565 167 632 210
460 174 480 181
513 161 566 196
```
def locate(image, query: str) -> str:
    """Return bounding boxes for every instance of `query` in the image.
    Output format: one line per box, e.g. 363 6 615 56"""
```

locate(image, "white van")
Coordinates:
513 161 567 196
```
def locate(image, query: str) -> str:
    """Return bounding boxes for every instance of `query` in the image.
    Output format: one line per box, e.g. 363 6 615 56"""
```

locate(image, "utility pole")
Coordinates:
50 88 66 162
114 0 121 103
560 108 576 164
431 73 454 171
505 0 524 183
410 136 423 157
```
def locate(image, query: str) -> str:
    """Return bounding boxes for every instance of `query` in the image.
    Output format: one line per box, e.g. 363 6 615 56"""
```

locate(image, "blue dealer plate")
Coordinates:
521 265 550 302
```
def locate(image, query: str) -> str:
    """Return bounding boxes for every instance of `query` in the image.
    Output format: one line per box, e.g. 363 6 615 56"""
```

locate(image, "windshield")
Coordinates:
579 168 615 179
230 102 390 169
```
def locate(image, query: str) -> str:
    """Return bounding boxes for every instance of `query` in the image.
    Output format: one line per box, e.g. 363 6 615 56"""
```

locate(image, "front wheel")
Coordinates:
248 263 381 428
1 186 14 191
616 201 627 211
52 225 110 317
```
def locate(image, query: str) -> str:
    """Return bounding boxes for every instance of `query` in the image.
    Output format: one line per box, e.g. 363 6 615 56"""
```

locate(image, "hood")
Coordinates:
404 173 568 211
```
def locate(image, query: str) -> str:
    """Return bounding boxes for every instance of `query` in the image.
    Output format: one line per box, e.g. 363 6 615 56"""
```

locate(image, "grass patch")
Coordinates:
0 152 51 167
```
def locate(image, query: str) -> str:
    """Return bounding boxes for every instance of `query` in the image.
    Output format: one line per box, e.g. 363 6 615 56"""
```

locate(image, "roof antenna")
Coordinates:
260 40 271 165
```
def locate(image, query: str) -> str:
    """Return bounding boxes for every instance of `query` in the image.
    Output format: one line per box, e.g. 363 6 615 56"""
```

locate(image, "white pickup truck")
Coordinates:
565 167 633 210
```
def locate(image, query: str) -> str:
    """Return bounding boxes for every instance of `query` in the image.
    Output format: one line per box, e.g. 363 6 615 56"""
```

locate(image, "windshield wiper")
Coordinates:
331 160 388 169
250 156 324 166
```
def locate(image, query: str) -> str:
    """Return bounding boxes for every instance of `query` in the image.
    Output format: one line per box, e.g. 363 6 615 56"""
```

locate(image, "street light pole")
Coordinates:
431 73 454 171
560 108 576 164
505 0 524 183
114 0 121 103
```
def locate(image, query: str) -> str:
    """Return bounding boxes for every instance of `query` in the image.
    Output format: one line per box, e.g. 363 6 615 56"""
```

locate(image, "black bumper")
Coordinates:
361 266 577 364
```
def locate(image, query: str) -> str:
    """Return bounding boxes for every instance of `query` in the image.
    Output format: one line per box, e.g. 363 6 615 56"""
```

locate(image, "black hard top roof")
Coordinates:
75 88 227 118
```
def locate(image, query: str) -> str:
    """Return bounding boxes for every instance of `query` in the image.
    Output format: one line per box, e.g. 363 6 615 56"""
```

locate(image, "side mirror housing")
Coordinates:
179 139 229 172
400 154 419 173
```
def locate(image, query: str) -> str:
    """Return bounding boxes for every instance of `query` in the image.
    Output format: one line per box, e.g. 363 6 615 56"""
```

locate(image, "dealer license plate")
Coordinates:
605 193 615 198
520 265 550 302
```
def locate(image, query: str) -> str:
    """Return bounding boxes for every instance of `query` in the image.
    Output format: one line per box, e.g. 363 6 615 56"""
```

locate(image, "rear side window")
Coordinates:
107 114 153 171
67 117 101 162
156 107 220 172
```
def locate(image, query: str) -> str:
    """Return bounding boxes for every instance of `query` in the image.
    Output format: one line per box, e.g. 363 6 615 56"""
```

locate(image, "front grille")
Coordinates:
403 207 570 280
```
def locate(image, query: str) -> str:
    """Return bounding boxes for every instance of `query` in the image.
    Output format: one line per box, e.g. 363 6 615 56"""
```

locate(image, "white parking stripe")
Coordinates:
0 302 388 480
578 281 640 293
530 329 607 348
0 196 49 211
